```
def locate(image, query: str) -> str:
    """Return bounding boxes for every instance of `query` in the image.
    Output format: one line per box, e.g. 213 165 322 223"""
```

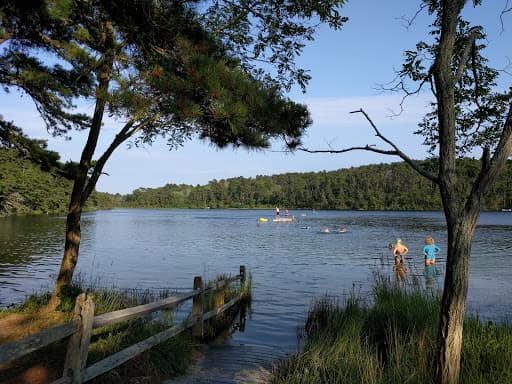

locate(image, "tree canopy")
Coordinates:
0 0 349 311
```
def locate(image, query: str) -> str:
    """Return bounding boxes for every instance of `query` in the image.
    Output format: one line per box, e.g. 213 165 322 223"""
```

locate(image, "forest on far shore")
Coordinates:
2 139 512 216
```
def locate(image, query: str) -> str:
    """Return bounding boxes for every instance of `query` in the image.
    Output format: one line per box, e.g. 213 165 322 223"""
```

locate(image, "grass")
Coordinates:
271 276 512 384
0 272 251 383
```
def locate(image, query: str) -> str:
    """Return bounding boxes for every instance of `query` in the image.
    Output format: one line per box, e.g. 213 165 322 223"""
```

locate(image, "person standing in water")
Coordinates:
393 238 409 264
275 207 280 218
423 236 440 265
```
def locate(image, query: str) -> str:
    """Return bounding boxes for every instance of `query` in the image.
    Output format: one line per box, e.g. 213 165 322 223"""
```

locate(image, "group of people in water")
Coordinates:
389 236 441 284
389 236 441 266
320 226 347 233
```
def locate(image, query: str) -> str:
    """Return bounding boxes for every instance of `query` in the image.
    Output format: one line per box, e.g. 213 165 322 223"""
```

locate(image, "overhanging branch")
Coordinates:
300 108 439 184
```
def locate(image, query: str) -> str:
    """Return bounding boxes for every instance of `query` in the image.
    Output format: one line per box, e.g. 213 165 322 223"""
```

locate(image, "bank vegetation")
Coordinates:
2 144 512 216
271 278 512 384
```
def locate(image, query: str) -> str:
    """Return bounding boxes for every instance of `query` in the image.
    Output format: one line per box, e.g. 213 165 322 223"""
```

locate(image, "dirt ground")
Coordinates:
0 311 68 384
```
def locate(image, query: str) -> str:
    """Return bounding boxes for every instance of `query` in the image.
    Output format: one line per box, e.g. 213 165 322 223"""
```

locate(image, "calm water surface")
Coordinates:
1 209 511 351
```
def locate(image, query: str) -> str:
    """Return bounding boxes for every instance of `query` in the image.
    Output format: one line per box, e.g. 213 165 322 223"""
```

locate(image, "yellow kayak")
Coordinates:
258 217 268 222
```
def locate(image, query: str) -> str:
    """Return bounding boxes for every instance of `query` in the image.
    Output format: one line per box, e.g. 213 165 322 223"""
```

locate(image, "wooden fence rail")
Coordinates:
0 265 246 384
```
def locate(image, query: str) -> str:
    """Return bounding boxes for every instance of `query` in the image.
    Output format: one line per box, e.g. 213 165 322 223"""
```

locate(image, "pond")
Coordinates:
1 209 511 351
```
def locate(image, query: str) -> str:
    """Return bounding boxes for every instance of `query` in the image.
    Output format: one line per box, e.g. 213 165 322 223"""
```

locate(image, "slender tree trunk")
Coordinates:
435 207 479 384
47 21 115 310
47 191 84 309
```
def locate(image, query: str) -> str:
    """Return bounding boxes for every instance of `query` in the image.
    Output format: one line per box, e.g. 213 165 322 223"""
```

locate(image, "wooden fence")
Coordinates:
0 265 247 384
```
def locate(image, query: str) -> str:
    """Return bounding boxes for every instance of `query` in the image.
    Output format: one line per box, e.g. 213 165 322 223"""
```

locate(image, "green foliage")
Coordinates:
0 0 94 134
0 148 72 215
0 291 51 314
56 284 83 312
122 159 512 211
397 6 512 157
0 147 120 216
201 0 348 92
461 319 512 383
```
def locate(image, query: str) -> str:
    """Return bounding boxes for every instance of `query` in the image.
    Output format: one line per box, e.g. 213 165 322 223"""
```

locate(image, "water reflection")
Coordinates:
424 264 437 290
393 262 408 283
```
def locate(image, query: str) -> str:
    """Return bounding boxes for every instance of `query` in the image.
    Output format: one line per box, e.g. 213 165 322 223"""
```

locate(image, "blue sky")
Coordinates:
1 1 511 194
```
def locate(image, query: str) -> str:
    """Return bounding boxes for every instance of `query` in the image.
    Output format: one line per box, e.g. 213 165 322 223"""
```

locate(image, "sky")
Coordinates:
1 1 511 194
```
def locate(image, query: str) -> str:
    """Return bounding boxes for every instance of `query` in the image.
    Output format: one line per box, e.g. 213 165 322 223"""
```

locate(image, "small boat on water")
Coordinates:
258 217 268 222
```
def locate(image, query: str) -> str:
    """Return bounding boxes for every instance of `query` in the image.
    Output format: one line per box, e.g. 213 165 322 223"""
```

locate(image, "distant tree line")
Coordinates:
2 126 512 215
0 122 120 215
123 158 512 211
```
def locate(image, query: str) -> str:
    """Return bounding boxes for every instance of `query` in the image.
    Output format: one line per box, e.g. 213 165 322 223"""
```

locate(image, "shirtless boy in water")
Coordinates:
393 238 409 264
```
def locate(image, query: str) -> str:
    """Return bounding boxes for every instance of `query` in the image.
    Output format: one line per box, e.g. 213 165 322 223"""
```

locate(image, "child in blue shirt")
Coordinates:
423 236 440 265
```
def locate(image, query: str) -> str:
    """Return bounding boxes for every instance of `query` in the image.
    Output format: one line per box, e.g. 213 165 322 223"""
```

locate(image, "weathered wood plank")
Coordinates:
1 269 244 384
201 297 240 322
50 376 72 384
83 290 240 382
0 320 79 364
82 321 190 382
92 290 197 329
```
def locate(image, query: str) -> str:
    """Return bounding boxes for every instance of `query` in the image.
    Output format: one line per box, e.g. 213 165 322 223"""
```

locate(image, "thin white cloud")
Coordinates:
300 93 434 127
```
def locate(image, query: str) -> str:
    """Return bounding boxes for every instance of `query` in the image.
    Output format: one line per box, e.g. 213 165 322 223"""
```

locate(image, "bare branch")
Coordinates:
351 108 438 182
300 108 439 184
375 65 434 118
396 2 429 30
300 145 397 156
500 0 512 34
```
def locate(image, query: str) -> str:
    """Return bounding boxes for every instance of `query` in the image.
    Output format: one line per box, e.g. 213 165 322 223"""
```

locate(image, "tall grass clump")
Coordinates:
362 276 441 382
273 275 512 384
460 317 512 383
273 294 382 384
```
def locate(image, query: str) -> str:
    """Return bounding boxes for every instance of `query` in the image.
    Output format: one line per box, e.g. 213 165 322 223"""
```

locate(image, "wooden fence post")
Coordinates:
214 282 225 309
62 293 95 384
240 265 246 292
192 276 203 339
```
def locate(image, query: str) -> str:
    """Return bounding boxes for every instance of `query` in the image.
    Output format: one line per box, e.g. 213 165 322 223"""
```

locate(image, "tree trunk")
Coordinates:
47 21 115 310
435 209 479 384
47 193 84 310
